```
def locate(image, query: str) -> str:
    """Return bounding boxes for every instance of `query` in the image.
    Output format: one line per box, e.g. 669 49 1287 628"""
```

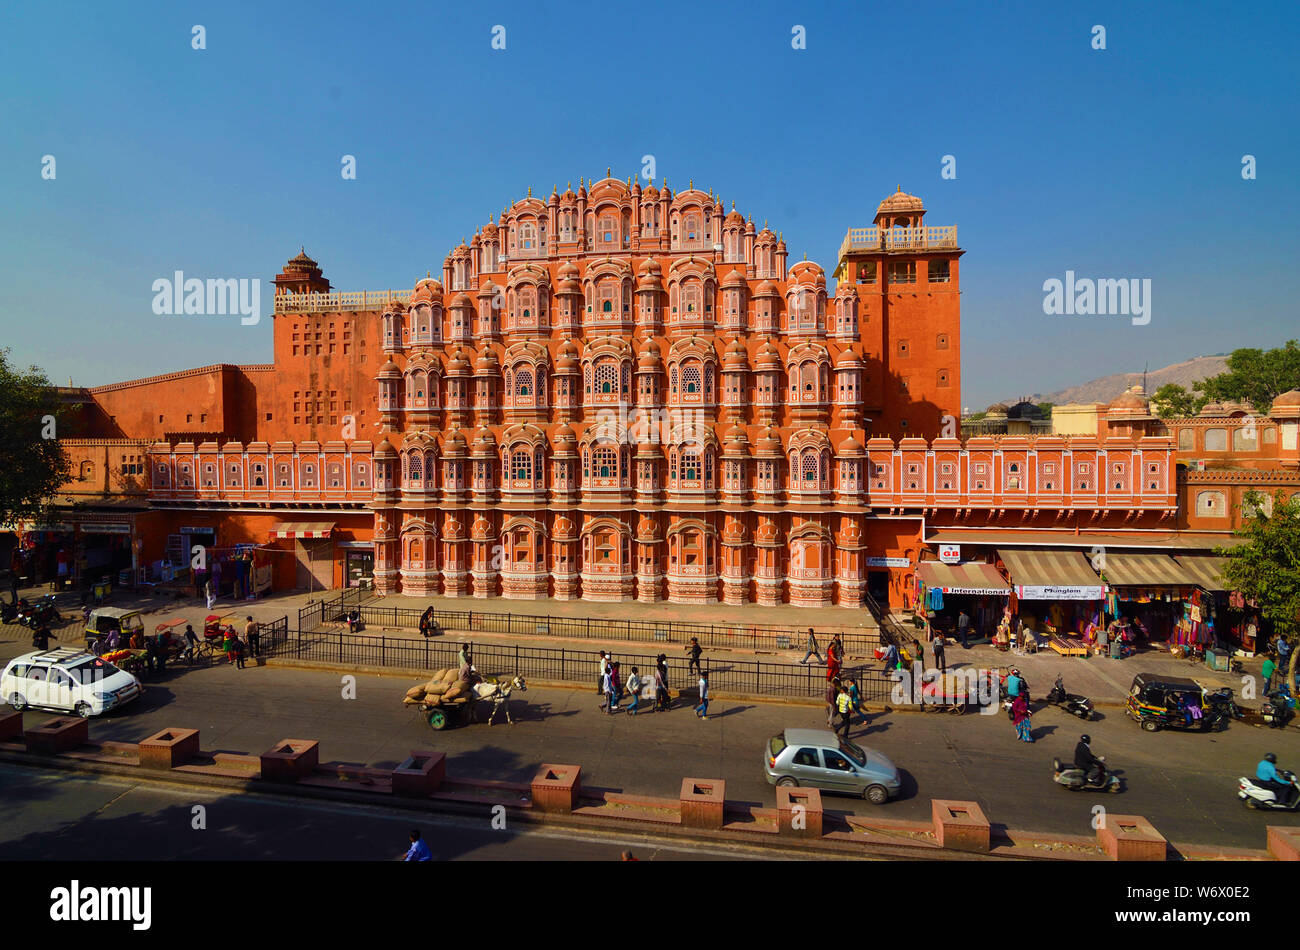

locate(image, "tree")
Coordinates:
1151 383 1205 419
1035 401 1054 419
0 349 72 530
1218 490 1300 696
1196 340 1300 412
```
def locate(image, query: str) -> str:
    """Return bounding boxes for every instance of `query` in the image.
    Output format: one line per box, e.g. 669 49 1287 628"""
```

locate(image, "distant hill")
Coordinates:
1001 356 1229 407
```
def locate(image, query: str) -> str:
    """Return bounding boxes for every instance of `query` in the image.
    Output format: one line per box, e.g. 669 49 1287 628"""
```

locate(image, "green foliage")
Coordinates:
1218 491 1300 646
1196 340 1300 412
0 349 72 528
965 412 987 422
1036 402 1054 418
1151 383 1205 419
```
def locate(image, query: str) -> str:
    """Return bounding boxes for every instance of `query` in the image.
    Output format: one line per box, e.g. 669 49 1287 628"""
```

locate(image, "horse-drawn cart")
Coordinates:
412 694 477 731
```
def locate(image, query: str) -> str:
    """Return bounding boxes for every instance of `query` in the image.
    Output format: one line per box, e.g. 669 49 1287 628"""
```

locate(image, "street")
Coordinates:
2 633 1298 854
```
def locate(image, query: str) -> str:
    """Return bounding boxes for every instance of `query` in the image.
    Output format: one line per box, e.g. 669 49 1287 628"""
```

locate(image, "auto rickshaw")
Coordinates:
84 607 146 653
1125 672 1229 733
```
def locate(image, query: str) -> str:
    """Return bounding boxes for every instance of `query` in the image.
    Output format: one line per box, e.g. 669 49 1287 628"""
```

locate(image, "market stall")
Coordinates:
915 560 1011 643
996 547 1105 654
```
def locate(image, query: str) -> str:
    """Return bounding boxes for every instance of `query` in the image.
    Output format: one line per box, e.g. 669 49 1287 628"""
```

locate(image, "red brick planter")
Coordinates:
393 751 446 798
777 786 823 838
531 764 581 813
1097 815 1166 861
260 739 320 783
680 778 726 829
139 728 200 770
1267 826 1300 861
932 799 991 853
25 717 89 755
0 710 23 742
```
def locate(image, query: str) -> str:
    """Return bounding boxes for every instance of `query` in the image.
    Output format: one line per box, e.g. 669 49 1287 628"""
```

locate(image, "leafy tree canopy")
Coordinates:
0 349 72 529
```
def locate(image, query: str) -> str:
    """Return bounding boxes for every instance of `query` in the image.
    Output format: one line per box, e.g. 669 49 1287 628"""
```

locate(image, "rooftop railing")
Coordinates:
836 225 958 267
274 289 414 314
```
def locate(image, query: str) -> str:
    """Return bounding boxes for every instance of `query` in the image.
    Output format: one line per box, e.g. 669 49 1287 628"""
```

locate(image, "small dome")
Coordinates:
445 348 471 373
471 428 496 453
835 347 861 369
724 208 745 225
637 341 662 368
755 280 780 297
1271 389 1300 409
558 260 580 280
553 516 576 540
756 427 783 454
450 292 474 309
476 281 498 298
475 348 498 372
721 270 747 289
1006 401 1044 420
553 423 576 444
1108 387 1149 412
374 436 397 458
724 425 749 445
558 277 582 295
755 340 781 367
877 188 925 213
838 435 864 454
411 278 443 303
986 402 1010 416
724 338 749 368
443 429 466 452
376 359 401 378
482 221 498 238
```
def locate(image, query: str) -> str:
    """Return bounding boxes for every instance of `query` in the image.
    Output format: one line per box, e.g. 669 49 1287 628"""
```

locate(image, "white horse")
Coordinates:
472 675 527 725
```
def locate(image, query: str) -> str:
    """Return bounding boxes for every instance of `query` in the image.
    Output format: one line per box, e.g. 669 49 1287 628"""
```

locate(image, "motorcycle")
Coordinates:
1262 688 1295 729
1045 674 1094 720
0 599 22 625
1052 757 1122 793
1239 769 1300 810
1206 686 1244 723
23 595 61 628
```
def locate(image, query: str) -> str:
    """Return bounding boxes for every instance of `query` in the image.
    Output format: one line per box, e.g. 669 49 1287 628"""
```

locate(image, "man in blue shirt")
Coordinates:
404 829 432 861
1256 754 1294 805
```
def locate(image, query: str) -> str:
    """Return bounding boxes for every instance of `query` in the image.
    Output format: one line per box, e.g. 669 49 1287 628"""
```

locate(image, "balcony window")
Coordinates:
888 262 916 284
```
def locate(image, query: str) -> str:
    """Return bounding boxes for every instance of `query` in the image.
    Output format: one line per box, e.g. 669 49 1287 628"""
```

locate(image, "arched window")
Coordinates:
518 222 536 253
801 452 819 483
594 447 616 479
511 450 532 481
682 283 701 314
517 367 533 397
596 363 617 394
407 452 422 484
684 365 701 394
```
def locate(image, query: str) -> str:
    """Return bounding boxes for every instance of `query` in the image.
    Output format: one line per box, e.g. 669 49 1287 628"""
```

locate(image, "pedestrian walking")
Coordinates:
685 638 703 677
222 625 236 664
204 578 216 611
418 610 430 639
825 677 841 726
694 670 710 719
233 632 247 669
596 650 609 695
245 615 260 658
403 829 432 862
1263 655 1278 695
611 661 623 707
602 664 617 714
800 627 823 665
835 685 853 738
932 632 947 674
826 636 842 683
1012 693 1033 742
882 640 900 673
846 676 862 718
627 667 643 715
654 654 670 711
183 624 200 662
32 625 50 652
458 642 473 679
957 610 971 649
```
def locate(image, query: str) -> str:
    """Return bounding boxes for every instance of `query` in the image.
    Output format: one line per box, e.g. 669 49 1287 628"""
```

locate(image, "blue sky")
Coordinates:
1 0 1296 407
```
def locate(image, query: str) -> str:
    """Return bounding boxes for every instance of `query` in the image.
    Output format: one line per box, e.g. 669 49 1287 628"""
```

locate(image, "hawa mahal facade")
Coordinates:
30 175 1300 608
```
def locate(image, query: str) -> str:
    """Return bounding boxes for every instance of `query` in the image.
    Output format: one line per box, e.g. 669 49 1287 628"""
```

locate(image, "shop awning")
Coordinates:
917 561 1011 595
927 529 1242 551
1173 554 1231 591
268 522 335 540
1099 552 1196 587
998 548 1104 600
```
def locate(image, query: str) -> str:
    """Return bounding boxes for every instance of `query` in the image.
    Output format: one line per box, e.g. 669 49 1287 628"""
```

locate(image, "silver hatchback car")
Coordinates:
764 728 901 804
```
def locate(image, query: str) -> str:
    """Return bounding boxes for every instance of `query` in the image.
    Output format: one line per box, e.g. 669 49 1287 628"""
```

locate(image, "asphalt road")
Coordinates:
0 763 781 861
2 641 1299 853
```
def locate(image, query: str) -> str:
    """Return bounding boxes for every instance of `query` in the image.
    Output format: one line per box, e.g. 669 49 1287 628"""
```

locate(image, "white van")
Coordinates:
2 648 143 718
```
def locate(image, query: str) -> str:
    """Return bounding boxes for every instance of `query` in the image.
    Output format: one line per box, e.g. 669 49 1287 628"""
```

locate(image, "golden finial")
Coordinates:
689 179 693 189
764 219 768 229
527 185 532 197
567 181 571 190
606 166 611 177
552 184 557 194
897 184 902 192
427 270 431 278
803 253 807 261
731 200 735 210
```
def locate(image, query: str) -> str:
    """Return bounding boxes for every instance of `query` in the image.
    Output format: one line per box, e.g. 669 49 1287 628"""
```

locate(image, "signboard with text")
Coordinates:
938 544 961 564
1014 585 1104 601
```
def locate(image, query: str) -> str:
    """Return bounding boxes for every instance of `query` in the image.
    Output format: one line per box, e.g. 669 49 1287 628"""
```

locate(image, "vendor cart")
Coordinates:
154 617 197 666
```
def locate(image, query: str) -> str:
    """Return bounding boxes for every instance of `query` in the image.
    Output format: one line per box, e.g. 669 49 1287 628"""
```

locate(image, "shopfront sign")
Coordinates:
867 557 910 568
1014 584 1104 601
80 523 132 535
938 544 961 564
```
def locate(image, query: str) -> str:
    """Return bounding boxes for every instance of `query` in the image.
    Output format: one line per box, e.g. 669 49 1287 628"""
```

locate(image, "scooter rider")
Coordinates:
1256 753 1295 805
1074 734 1105 786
